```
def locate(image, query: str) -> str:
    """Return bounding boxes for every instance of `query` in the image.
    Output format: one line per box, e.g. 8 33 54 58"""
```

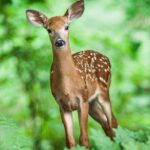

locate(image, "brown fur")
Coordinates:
46 17 68 30
26 0 118 149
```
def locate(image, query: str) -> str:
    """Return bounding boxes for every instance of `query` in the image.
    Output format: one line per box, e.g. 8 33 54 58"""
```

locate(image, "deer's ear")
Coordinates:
64 0 84 21
26 9 48 27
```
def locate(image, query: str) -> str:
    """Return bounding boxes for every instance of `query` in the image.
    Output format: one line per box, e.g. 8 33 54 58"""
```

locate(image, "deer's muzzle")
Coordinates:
55 38 66 48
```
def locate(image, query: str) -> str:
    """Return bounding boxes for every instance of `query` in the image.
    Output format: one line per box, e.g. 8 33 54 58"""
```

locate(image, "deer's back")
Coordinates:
72 50 111 89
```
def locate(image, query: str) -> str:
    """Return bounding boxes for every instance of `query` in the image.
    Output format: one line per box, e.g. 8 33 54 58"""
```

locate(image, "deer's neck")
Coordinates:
52 47 76 77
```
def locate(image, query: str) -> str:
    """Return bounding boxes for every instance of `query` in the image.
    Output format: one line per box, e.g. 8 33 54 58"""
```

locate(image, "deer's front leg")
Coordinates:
60 107 76 148
78 101 89 148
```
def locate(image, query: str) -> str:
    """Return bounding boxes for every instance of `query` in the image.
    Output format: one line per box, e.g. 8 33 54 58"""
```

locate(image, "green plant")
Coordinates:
0 113 32 150
65 126 150 150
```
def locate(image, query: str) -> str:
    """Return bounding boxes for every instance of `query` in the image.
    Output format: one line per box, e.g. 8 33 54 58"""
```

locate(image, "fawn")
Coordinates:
26 0 118 149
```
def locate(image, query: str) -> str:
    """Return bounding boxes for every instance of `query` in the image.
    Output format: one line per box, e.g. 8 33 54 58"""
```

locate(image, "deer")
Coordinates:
26 0 118 149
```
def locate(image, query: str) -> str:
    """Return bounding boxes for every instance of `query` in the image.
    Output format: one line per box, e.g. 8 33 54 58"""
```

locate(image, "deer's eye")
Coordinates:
65 26 69 30
47 29 52 34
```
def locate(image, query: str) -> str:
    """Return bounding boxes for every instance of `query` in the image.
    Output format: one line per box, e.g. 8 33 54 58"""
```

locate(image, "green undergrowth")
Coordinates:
65 126 150 150
0 113 150 150
0 113 32 150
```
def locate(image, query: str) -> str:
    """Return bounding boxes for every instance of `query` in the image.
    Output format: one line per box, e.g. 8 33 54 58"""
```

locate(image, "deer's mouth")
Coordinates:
55 38 66 48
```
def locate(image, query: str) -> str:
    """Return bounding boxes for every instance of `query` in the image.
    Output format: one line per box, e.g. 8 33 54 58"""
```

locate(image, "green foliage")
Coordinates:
0 113 32 150
66 126 150 150
92 126 150 150
0 0 150 149
65 145 86 150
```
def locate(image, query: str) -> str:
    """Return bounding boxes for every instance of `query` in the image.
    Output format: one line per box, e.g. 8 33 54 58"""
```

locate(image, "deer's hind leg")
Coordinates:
89 98 117 139
97 90 118 129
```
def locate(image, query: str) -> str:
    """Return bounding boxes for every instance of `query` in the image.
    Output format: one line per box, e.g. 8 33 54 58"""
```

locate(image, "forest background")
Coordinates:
0 0 150 149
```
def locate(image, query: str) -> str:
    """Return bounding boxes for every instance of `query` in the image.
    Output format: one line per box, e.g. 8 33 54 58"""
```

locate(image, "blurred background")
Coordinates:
0 0 150 149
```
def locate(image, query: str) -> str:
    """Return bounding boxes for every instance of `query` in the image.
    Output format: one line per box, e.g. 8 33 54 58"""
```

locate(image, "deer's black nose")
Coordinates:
55 39 65 48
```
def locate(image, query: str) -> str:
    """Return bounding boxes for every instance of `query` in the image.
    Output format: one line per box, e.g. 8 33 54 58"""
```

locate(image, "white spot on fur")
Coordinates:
99 77 107 84
104 69 108 72
103 61 107 65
